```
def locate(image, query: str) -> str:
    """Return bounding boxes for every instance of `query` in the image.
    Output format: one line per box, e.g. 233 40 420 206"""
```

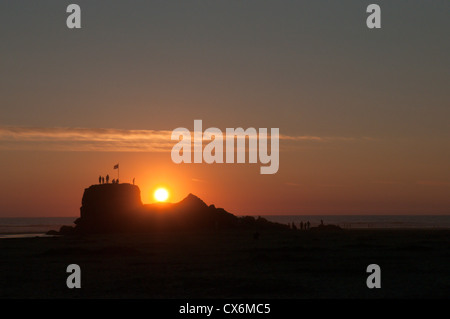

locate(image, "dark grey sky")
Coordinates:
1 1 449 137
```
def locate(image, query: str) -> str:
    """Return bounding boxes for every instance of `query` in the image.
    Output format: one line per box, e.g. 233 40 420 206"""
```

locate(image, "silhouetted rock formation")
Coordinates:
56 184 288 234
75 184 142 233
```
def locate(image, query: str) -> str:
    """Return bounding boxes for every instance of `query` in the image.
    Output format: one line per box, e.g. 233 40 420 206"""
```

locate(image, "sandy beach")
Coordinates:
1 228 450 299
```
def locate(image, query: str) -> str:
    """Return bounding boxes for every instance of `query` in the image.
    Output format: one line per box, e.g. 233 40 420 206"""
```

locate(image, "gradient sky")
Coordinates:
1 1 449 217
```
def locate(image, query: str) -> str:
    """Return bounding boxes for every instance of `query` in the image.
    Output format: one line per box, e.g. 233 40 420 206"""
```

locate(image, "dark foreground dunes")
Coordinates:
1 229 450 298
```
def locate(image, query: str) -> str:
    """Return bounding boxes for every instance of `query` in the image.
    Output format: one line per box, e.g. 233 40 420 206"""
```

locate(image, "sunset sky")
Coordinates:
1 1 449 217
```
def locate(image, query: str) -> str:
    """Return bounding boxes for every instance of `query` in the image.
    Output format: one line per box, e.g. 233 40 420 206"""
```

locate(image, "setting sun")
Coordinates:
154 188 169 202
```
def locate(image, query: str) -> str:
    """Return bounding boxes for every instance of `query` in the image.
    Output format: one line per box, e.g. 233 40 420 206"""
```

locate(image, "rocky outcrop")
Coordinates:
75 184 142 233
57 184 288 234
145 193 239 230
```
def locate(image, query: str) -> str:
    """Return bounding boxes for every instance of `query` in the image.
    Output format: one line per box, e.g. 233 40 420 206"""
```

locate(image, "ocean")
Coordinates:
0 217 76 238
1 215 450 238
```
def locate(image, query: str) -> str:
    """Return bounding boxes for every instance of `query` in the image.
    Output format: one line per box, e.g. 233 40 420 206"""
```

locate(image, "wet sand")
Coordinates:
1 229 450 298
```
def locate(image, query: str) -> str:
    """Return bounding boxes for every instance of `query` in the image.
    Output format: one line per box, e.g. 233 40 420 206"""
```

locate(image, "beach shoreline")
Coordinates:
1 228 450 298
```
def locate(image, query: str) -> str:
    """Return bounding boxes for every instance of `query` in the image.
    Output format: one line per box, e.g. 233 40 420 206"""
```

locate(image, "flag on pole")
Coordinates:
114 164 119 169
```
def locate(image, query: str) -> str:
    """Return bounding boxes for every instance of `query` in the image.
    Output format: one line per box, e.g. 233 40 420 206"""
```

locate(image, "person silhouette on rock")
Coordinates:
99 175 102 184
106 175 109 184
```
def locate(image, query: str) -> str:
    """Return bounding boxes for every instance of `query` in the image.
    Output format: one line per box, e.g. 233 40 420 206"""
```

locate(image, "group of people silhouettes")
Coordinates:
290 221 311 230
98 175 119 184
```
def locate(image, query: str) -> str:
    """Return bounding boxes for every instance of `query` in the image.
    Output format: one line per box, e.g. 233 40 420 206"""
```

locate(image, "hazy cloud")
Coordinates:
0 126 376 152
